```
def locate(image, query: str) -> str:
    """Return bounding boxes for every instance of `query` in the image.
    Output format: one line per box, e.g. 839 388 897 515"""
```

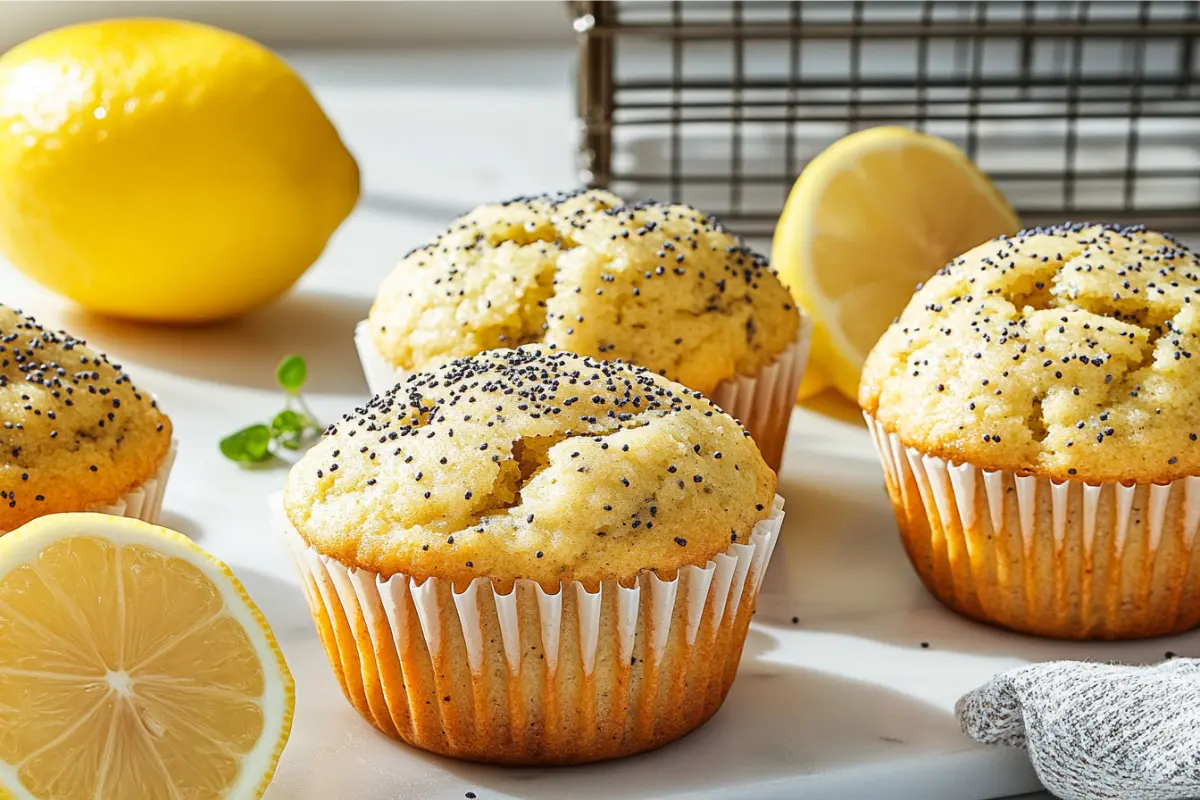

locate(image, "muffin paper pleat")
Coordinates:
0 441 177 535
355 318 811 472
866 413 1200 640
272 494 784 764
708 315 811 472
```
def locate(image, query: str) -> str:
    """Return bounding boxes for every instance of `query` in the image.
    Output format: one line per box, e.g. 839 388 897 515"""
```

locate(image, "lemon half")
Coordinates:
773 127 1019 400
0 513 293 799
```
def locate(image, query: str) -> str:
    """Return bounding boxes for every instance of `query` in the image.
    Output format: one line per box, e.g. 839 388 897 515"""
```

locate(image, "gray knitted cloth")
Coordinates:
957 659 1200 800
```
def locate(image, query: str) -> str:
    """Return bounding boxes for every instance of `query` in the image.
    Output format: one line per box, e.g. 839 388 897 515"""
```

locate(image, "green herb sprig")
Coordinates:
220 355 322 464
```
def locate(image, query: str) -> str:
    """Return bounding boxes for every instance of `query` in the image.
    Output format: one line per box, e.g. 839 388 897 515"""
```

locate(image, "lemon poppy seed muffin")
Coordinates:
862 223 1200 484
360 191 809 470
0 305 173 531
280 346 786 763
860 223 1200 639
287 345 776 587
368 191 799 394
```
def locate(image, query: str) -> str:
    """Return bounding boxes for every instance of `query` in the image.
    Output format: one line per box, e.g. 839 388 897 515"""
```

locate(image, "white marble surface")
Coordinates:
3 46 1198 800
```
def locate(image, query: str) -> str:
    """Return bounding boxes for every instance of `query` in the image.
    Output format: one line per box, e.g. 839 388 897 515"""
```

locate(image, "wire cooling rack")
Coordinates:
574 1 1200 238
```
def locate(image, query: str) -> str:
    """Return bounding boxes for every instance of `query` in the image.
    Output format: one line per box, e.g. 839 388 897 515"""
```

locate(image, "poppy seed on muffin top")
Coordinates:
284 346 776 589
0 304 172 529
860 223 1200 483
367 190 799 395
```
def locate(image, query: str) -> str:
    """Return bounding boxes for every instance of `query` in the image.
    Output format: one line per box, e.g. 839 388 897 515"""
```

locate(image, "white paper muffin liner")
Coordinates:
0 441 177 536
353 320 408 397
709 315 811 472
355 318 811 471
866 412 1200 640
272 493 784 764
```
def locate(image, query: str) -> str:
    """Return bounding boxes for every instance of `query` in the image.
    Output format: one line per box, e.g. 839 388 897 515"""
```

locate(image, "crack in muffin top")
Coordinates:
367 190 800 395
0 304 172 529
860 224 1200 483
284 346 777 588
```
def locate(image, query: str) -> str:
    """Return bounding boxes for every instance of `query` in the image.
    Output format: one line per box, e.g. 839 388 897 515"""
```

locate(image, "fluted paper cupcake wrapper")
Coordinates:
0 441 177 536
352 320 402 398
866 413 1200 640
272 494 784 765
354 319 811 472
708 316 811 472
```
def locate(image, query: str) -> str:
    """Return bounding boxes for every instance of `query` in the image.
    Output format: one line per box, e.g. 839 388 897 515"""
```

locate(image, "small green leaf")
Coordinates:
220 424 272 463
277 355 307 393
272 410 305 450
272 409 304 434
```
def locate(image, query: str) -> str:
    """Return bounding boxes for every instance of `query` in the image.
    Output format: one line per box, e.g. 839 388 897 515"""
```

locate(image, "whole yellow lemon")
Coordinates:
0 19 359 322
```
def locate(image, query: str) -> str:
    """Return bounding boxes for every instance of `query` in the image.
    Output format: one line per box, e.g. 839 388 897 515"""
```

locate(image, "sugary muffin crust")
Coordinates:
285 346 777 588
0 305 173 530
367 190 800 395
860 224 1200 483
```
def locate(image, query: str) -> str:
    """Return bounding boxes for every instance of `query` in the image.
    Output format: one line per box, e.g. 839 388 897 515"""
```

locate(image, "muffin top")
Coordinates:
860 224 1200 484
284 346 777 588
0 305 173 530
367 190 800 395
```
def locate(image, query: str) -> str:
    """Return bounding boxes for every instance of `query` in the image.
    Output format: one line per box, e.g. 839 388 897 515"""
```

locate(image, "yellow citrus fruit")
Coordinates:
795 362 832 402
773 127 1019 400
0 19 359 322
0 513 293 799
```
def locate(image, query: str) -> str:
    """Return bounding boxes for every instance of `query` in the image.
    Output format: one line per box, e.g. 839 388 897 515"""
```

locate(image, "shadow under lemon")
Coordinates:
60 289 371 395
798 388 865 426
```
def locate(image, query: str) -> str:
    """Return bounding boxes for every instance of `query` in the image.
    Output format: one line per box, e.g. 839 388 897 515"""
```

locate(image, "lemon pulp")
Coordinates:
0 516 292 799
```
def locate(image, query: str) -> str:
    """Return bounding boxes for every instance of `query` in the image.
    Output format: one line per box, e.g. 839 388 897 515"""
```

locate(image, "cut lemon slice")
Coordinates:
772 126 1019 400
0 513 293 799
